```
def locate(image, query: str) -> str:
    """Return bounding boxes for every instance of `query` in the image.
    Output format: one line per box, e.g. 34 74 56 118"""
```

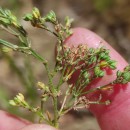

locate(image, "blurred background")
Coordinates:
0 0 130 130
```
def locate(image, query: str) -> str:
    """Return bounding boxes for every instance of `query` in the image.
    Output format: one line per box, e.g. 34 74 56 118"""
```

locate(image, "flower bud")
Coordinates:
32 7 40 19
45 10 56 23
23 13 33 21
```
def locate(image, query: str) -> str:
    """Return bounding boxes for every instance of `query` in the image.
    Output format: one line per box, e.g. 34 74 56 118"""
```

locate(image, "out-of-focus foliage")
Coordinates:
93 0 114 12
0 0 22 13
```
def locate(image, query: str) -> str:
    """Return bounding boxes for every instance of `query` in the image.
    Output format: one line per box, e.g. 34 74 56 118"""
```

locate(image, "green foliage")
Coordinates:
0 7 130 128
93 0 114 12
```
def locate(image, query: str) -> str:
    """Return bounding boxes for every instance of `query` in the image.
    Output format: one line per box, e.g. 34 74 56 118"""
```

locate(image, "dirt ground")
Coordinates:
0 0 130 130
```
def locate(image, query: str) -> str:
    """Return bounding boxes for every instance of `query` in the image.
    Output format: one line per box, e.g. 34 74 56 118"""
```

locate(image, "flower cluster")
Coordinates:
56 45 117 96
0 7 26 36
115 65 130 84
9 93 29 107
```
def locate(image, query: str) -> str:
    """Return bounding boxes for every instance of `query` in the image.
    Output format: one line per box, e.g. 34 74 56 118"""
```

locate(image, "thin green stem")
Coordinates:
44 63 55 93
64 96 75 111
81 82 112 95
53 97 59 128
56 65 67 90
58 86 71 117
59 96 67 114
0 39 18 49
41 100 44 112
30 49 47 64
41 26 59 38
61 97 78 115
0 25 19 37
36 110 53 126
